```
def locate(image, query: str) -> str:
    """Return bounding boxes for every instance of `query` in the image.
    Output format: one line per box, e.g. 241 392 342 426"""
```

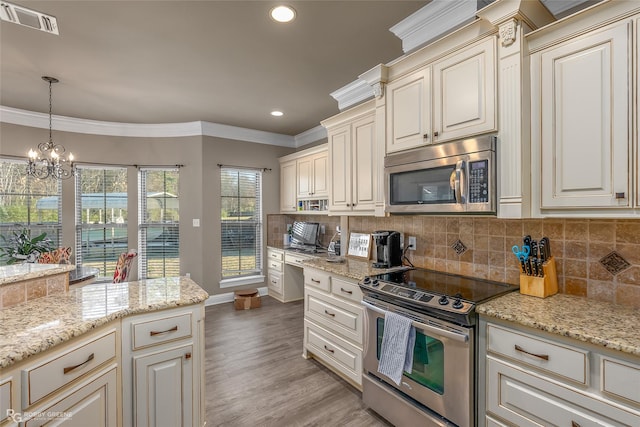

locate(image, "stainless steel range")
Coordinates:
359 268 518 427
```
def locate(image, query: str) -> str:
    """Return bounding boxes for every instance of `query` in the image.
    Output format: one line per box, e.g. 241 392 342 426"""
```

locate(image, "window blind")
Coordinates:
138 168 180 279
0 158 62 252
75 165 128 278
220 167 262 278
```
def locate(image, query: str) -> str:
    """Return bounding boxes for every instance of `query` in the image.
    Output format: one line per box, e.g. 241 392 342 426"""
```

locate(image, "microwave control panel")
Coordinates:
468 160 489 203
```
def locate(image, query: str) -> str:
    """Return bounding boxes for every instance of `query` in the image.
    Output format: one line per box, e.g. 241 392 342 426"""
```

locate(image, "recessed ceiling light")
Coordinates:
271 110 284 117
270 5 296 23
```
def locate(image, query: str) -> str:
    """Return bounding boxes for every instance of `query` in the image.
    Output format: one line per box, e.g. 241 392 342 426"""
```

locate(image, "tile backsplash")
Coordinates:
268 215 640 308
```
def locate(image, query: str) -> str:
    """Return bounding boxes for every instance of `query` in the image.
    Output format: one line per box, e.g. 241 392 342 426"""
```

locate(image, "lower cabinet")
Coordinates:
122 305 204 427
302 267 364 389
480 318 640 427
267 247 308 303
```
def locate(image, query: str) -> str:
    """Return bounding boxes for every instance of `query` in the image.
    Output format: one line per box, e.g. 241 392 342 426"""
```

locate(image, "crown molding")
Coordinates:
0 106 310 147
390 0 482 53
329 79 374 111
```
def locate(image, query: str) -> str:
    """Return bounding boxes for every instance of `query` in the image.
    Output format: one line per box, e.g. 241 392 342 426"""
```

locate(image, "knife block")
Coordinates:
519 256 558 298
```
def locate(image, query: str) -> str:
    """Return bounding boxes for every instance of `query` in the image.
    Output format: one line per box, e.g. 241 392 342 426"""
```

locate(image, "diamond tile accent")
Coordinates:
451 239 468 256
599 251 631 276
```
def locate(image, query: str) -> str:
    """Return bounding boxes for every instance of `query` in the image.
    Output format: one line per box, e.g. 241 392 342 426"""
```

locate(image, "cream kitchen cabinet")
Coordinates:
479 318 640 427
297 150 328 199
266 247 307 303
121 305 204 427
385 66 431 153
302 267 364 389
323 100 379 215
432 37 496 143
528 4 640 214
280 159 297 213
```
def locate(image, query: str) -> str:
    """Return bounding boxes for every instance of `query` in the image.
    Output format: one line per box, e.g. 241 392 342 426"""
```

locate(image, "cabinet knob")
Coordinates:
423 133 428 139
185 352 192 360
346 203 351 207
615 192 625 199
434 131 439 137
571 422 581 427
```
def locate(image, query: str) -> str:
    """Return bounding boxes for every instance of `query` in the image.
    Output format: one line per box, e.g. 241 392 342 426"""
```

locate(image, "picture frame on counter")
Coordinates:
347 232 371 259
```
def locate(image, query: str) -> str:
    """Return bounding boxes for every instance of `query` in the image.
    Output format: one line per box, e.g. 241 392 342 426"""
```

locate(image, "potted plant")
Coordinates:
0 228 54 265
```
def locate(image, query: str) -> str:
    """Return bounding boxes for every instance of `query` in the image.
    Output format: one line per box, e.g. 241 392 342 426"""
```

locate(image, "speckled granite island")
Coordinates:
0 276 209 426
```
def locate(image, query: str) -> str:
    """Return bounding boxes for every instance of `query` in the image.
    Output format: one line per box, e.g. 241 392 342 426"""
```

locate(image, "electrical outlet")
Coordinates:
408 236 417 251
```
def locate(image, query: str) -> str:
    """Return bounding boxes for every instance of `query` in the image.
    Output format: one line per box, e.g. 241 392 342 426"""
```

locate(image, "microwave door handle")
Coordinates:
454 160 465 204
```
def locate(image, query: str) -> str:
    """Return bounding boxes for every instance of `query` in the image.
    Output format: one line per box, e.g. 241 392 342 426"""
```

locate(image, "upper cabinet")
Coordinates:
385 37 496 154
529 6 639 214
280 159 297 213
432 37 496 143
386 67 431 153
297 151 328 199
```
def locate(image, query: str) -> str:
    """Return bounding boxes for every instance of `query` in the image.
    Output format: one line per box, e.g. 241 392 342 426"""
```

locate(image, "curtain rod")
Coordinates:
217 163 272 172
1 156 185 169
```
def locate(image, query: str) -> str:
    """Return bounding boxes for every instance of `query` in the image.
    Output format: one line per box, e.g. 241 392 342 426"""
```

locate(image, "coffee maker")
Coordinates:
372 231 402 268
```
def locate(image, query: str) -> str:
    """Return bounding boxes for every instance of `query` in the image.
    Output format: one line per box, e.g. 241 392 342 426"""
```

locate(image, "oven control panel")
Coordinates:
468 160 489 204
360 277 473 315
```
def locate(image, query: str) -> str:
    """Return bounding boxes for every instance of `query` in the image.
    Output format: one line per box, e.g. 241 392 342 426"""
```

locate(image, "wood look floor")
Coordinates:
204 296 391 427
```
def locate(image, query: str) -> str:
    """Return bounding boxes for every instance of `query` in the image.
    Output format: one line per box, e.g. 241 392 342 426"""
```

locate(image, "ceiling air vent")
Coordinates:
0 1 59 35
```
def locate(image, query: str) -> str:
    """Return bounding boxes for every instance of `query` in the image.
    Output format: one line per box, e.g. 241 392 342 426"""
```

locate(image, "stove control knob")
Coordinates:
438 295 449 306
371 279 379 287
363 277 371 284
452 299 464 309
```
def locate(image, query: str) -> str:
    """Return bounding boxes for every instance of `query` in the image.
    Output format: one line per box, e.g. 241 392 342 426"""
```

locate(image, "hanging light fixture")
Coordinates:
26 76 76 179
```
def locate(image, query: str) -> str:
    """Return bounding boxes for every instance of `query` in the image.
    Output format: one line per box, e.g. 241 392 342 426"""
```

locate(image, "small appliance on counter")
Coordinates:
372 230 402 268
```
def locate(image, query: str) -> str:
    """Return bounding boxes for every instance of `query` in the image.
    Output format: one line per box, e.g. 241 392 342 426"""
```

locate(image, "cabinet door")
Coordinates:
540 21 631 208
352 114 376 211
134 344 194 427
386 67 431 153
328 124 352 210
280 160 297 213
311 152 329 198
433 37 496 143
297 156 313 199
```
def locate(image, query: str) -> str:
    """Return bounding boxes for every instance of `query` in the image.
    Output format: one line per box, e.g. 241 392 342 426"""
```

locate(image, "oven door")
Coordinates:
362 299 474 427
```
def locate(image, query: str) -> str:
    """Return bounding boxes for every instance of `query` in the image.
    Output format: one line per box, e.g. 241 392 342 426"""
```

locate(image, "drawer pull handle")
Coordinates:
63 353 95 374
311 278 321 284
515 344 549 361
324 310 335 317
340 287 353 295
571 422 581 427
185 352 192 360
323 345 334 354
150 325 178 336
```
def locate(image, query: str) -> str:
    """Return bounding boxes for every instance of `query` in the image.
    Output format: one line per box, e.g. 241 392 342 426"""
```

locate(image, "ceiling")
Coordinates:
0 0 593 139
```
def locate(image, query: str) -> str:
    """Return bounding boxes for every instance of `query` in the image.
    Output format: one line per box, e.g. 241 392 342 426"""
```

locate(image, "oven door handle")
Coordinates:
361 301 469 343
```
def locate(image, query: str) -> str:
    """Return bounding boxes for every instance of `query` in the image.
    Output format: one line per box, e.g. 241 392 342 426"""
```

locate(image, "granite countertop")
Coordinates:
302 256 406 281
477 292 640 356
0 263 75 286
0 276 209 368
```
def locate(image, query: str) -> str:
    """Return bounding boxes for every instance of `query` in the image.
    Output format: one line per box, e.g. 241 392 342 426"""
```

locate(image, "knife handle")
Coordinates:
532 257 539 276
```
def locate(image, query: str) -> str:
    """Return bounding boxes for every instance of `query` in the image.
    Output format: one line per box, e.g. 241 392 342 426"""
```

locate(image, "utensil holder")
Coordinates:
519 256 558 298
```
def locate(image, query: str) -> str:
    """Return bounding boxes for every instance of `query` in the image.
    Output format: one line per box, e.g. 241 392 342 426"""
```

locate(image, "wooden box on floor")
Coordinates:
519 257 558 298
234 289 261 310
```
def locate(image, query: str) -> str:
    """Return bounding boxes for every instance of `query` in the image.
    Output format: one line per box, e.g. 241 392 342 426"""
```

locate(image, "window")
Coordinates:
75 166 128 279
0 158 62 261
138 168 179 279
220 167 263 285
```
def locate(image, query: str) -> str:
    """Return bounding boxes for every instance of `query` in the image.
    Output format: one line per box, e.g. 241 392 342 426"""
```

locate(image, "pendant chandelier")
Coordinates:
26 76 76 180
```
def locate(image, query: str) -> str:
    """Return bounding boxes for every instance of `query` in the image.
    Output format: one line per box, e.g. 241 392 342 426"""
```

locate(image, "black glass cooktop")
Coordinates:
368 268 519 303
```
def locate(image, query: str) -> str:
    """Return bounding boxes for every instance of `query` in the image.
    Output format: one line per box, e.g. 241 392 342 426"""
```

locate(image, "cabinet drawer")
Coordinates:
305 288 363 345
304 319 362 386
304 268 330 292
24 329 117 406
268 271 283 295
285 252 310 267
0 377 12 422
267 259 283 272
602 358 640 405
267 249 283 262
487 357 640 427
132 312 192 350
487 324 588 384
330 276 362 304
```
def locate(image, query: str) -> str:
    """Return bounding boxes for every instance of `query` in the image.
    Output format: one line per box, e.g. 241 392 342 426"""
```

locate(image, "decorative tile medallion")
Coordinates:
451 239 468 256
599 251 631 275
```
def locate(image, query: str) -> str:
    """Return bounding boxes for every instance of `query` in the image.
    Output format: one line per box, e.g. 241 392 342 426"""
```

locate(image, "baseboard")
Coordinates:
204 286 269 306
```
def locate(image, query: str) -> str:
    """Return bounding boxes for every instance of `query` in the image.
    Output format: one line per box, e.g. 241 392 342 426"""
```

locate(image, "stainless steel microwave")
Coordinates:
384 135 496 214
